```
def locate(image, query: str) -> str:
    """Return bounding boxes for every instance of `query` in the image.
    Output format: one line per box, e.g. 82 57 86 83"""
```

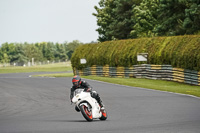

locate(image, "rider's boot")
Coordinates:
75 106 80 112
96 97 105 111
91 91 105 111
99 101 105 111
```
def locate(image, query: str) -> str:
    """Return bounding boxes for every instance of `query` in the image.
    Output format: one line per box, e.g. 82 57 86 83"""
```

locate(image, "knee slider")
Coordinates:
91 91 98 98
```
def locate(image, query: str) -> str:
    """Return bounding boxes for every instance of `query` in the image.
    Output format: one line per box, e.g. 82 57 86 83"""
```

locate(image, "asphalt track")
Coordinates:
0 72 200 133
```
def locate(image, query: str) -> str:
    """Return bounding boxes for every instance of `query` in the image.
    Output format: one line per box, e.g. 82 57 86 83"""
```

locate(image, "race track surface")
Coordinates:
0 73 200 133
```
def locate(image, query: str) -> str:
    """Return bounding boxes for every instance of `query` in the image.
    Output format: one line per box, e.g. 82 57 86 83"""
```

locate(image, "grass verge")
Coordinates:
3 62 199 98
0 62 72 73
34 73 200 98
81 76 200 97
33 73 74 77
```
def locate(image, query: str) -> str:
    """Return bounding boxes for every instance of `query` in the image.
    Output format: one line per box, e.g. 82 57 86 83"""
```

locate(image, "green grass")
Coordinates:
0 62 72 73
81 76 200 97
2 63 199 98
33 72 74 77
37 73 200 97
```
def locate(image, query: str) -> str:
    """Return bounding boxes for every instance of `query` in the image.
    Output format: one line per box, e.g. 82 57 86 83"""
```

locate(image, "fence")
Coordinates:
73 64 200 86
0 60 66 67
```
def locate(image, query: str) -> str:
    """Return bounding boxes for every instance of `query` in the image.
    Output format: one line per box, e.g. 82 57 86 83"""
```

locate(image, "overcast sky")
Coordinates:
0 0 99 45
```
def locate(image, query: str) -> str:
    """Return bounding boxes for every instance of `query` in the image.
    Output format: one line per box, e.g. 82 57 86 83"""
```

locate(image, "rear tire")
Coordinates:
79 105 93 121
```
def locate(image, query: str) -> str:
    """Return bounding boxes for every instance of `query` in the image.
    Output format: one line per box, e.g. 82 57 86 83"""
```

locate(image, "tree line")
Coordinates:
93 0 200 42
0 40 82 65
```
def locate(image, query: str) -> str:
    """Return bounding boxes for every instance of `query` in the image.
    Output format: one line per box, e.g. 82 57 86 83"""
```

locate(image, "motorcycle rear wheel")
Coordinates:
80 105 93 121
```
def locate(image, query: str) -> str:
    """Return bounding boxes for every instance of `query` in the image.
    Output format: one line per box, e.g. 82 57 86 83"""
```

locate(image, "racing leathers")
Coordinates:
70 80 104 108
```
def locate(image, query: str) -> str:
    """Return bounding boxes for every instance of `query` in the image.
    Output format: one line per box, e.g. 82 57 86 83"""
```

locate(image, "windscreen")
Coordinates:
74 89 84 96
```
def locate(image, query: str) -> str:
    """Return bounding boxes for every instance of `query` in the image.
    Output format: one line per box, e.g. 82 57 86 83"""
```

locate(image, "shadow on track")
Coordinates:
42 119 100 123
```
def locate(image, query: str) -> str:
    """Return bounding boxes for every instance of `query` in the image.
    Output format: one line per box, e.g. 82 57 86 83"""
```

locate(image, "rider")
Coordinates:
70 75 104 110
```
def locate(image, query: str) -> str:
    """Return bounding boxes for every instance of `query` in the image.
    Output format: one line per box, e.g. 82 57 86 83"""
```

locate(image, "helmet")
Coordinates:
72 75 81 88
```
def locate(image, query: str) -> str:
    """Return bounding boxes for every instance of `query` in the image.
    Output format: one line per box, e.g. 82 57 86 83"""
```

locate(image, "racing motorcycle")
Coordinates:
71 89 107 121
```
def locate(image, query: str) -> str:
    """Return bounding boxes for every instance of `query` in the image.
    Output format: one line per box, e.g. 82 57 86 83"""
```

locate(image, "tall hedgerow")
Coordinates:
71 35 200 71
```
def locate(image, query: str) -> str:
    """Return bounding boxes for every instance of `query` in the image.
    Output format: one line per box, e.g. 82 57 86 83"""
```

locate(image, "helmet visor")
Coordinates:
73 81 79 87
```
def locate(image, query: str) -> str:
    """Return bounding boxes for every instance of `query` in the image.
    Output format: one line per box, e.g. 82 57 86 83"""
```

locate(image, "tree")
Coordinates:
0 41 83 64
65 40 82 60
131 0 159 37
93 0 200 40
154 0 200 36
40 42 55 61
55 43 68 61
24 44 43 62
110 0 139 39
0 43 15 63
183 0 200 34
154 0 188 36
0 53 9 64
93 0 142 42
93 0 116 42
11 43 28 65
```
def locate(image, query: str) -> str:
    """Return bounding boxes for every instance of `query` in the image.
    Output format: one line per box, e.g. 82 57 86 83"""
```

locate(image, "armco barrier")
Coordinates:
147 65 173 80
128 67 134 78
184 69 199 85
133 64 151 78
133 64 172 80
172 68 185 83
117 67 125 78
96 66 103 76
103 65 109 77
73 64 200 86
90 65 97 76
109 67 116 77
198 72 200 85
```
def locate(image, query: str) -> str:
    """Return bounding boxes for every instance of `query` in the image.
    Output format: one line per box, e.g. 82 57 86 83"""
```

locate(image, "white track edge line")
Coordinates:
83 78 200 100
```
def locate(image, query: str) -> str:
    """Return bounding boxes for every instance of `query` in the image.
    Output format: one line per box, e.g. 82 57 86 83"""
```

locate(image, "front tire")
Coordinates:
99 109 107 120
79 105 93 121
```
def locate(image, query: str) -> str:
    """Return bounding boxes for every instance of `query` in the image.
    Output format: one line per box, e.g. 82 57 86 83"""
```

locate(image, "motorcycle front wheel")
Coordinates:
79 105 93 121
99 109 107 120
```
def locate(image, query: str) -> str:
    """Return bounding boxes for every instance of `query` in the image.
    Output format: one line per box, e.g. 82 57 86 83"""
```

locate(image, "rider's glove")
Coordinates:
86 88 91 92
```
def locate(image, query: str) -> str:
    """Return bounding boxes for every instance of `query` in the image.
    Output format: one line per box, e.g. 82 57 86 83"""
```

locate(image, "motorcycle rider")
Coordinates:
70 75 105 110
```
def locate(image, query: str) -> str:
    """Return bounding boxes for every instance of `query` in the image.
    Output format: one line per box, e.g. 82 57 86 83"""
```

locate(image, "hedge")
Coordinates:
71 35 200 71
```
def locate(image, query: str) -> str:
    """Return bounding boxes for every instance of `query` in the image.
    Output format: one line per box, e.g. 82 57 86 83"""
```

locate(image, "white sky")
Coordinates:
0 0 99 44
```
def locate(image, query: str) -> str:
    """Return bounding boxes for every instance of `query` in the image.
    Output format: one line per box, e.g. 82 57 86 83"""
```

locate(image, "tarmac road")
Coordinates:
0 72 200 133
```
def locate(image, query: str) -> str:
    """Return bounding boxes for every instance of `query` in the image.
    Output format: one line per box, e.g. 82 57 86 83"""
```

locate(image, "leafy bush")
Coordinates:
71 35 200 71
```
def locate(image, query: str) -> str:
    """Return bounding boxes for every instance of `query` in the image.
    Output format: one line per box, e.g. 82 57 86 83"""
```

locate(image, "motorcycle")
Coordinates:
71 89 107 121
